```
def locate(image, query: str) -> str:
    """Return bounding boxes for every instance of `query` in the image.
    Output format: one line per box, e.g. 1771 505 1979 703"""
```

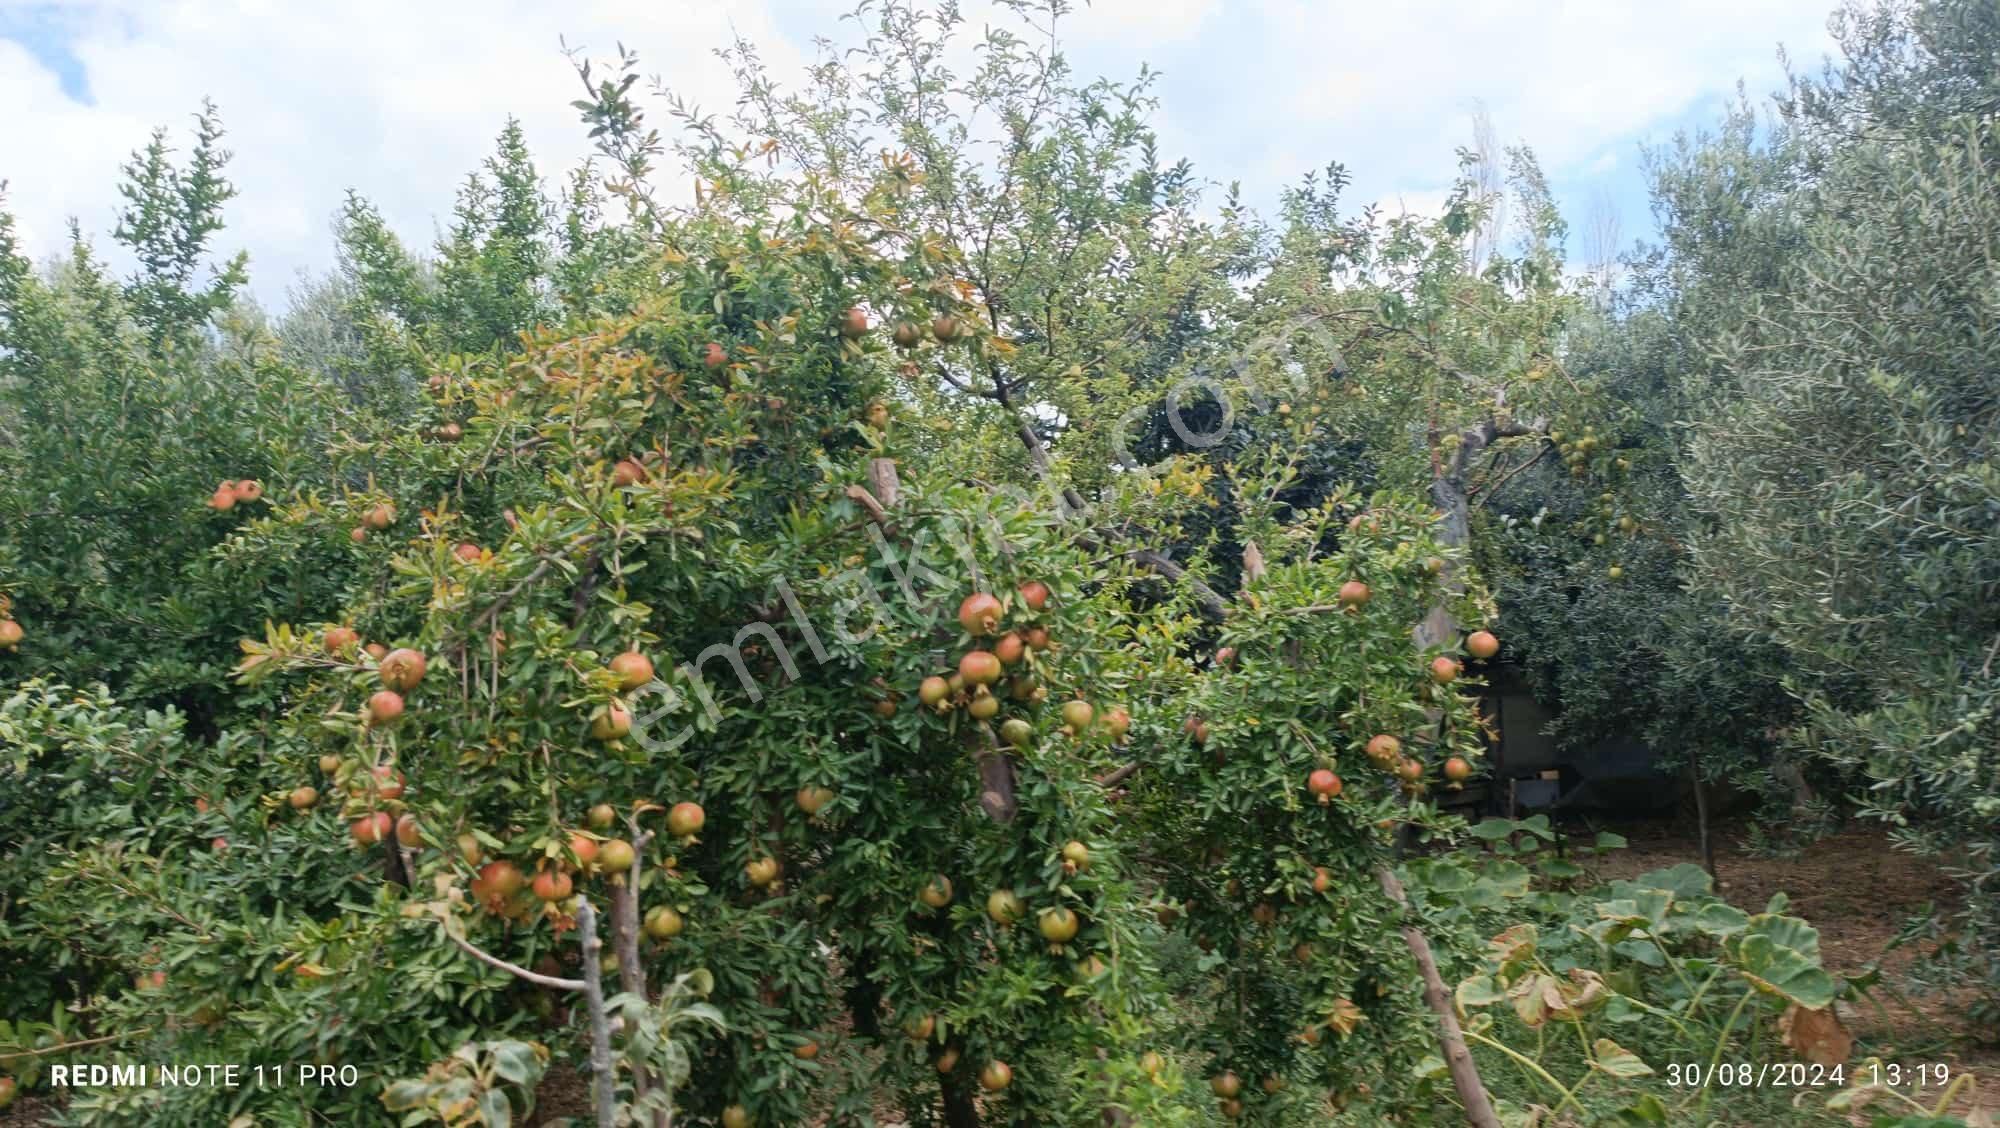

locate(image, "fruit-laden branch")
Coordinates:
981 360 1230 620
1376 866 1502 1128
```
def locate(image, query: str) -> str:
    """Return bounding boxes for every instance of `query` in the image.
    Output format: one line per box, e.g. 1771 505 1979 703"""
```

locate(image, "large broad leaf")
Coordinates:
1456 974 1504 1014
1690 902 1750 938
490 1040 545 1086
1488 923 1538 972
1507 972 1553 1028
1734 914 1837 1008
1614 1094 1669 1123
381 1079 433 1112
1624 863 1714 900
1592 1039 1655 1078
478 1088 513 1128
1546 969 1609 1020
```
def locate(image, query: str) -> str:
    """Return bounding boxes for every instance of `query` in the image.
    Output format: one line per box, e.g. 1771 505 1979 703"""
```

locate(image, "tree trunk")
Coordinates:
577 899 617 1128
610 834 671 1128
941 1072 982 1128
1376 866 1503 1128
1689 748 1716 885
845 946 883 1040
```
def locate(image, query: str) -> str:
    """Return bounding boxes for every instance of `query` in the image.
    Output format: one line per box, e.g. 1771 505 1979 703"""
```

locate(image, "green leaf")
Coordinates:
1614 1094 1670 1123
1456 974 1503 1011
1594 831 1629 850
1691 902 1750 938
1627 863 1713 899
1734 914 1836 1008
381 1079 433 1112
490 1040 543 1086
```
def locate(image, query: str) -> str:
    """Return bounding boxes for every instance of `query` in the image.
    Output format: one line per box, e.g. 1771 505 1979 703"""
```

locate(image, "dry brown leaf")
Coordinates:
1778 1003 1853 1067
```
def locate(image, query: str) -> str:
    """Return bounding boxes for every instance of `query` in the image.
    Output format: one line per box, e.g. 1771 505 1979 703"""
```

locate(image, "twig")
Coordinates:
1096 761 1139 789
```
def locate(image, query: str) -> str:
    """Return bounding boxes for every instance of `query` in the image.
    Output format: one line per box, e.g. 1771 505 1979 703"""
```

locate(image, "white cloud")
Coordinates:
2 0 803 304
0 0 1841 309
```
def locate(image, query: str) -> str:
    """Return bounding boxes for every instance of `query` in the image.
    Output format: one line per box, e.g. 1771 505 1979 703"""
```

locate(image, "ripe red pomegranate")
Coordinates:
1308 769 1342 803
993 631 1026 665
958 650 1002 686
608 650 654 691
532 869 573 902
1102 707 1132 741
369 765 406 799
958 592 1004 635
472 861 525 909
323 626 359 653
1429 656 1461 684
840 306 869 338
666 802 705 838
395 813 423 848
350 812 394 846
1443 756 1473 782
892 322 921 349
288 786 319 809
379 648 427 691
703 342 728 371
1337 580 1371 608
979 1060 1013 1092
231 479 264 503
0 619 21 650
591 702 633 742
1466 630 1501 659
931 315 961 343
365 690 405 726
1017 580 1051 611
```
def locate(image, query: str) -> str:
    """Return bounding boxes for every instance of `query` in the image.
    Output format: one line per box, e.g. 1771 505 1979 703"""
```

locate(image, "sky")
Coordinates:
0 0 1841 312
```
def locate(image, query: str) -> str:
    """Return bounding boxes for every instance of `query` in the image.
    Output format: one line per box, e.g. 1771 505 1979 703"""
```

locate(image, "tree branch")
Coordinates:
445 929 586 991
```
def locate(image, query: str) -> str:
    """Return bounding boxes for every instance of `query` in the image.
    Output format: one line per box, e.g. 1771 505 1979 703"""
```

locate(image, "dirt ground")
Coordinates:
1579 816 1999 1122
